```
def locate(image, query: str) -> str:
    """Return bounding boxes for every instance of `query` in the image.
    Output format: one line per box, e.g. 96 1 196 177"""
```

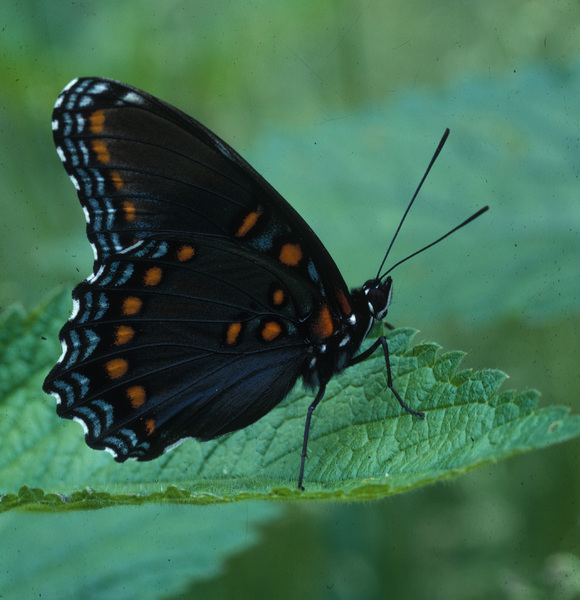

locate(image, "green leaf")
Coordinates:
1 503 281 599
1 291 579 511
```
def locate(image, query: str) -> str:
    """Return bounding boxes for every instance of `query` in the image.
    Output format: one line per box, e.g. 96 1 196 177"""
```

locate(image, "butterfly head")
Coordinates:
362 276 393 321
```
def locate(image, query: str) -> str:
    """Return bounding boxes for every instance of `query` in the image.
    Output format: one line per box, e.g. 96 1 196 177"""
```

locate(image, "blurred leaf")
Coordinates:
1 503 281 600
1 292 579 511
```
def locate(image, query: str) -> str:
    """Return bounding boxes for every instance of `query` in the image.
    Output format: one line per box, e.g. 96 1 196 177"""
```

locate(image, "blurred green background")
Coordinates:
1 0 579 598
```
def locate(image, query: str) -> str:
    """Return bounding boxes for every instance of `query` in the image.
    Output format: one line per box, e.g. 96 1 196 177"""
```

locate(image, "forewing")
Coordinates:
52 78 351 310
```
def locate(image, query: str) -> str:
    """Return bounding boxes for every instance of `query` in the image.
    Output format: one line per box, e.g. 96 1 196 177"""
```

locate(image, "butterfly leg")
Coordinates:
298 382 327 491
351 336 425 419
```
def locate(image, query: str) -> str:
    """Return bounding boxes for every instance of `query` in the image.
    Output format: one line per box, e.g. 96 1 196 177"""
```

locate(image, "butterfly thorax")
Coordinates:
301 276 393 389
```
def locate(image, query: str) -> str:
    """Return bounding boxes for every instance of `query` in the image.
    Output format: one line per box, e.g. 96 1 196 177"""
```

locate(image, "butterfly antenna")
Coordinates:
381 205 489 278
376 128 450 279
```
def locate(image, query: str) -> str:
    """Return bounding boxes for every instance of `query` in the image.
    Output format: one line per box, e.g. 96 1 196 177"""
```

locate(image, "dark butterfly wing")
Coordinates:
52 78 351 312
49 237 310 460
45 77 354 461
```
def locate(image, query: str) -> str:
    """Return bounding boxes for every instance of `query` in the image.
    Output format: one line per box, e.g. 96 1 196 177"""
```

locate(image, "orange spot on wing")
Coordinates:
225 322 242 345
261 321 282 341
122 200 136 222
89 109 105 133
110 170 124 190
235 205 263 238
105 358 128 379
91 139 110 163
336 289 352 316
127 385 146 408
145 418 155 436
114 325 135 346
122 296 142 316
279 243 302 266
143 267 162 286
312 304 334 339
272 288 285 306
177 244 195 262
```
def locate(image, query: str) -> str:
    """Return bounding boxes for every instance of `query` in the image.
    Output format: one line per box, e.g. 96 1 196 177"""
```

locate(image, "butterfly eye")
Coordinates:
364 277 393 320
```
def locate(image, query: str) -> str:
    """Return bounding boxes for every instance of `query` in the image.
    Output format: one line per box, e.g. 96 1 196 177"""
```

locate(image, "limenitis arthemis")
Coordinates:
44 78 487 489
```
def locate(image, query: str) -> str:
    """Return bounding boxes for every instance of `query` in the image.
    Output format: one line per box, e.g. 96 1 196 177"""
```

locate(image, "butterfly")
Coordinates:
44 77 487 489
